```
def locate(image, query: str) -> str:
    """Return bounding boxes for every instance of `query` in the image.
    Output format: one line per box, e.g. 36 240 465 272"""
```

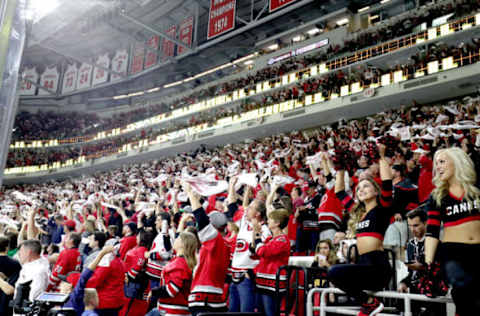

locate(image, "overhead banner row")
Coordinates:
19 16 194 96
20 0 297 96
207 0 297 38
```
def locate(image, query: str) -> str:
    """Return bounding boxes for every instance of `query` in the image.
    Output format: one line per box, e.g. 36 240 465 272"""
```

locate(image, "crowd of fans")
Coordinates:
12 0 477 143
1 88 480 315
8 37 480 168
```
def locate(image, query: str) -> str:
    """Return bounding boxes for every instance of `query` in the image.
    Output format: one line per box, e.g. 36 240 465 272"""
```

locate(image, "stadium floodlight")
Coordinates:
380 0 391 3
336 18 349 26
26 0 60 23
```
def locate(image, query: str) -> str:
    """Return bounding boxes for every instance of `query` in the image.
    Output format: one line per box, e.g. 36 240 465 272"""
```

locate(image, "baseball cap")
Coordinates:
208 211 227 230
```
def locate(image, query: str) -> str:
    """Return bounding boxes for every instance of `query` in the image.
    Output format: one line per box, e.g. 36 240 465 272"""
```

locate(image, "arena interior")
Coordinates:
0 0 479 315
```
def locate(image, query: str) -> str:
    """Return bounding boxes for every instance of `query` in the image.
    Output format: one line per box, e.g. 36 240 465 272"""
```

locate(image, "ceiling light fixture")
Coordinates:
306 28 320 35
267 43 279 50
336 18 349 26
358 6 370 12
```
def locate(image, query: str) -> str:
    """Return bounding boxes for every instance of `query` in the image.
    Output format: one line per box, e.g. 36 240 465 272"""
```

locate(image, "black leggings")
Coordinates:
439 242 480 316
327 250 392 303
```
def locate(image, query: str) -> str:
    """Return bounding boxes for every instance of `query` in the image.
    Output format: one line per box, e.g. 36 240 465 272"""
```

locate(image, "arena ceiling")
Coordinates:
23 0 355 95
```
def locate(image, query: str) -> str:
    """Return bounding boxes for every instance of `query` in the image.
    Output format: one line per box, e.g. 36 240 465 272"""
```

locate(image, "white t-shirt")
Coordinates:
14 257 50 307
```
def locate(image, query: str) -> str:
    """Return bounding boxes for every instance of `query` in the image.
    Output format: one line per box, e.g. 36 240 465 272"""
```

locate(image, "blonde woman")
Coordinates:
425 147 480 316
151 232 198 316
328 144 394 316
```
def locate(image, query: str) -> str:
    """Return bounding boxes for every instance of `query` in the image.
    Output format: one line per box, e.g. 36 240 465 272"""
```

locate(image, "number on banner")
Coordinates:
44 80 54 89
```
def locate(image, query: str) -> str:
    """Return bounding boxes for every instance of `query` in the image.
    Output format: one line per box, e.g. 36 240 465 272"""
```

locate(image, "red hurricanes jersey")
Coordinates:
254 234 290 293
158 256 192 315
188 224 230 309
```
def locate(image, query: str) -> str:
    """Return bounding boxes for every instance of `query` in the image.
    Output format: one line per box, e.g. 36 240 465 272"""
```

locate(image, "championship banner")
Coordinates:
38 65 59 95
178 16 193 55
144 35 159 69
19 67 38 96
130 41 144 74
207 0 236 39
76 62 93 90
269 0 297 12
162 25 176 60
62 63 77 94
92 53 110 86
111 49 129 82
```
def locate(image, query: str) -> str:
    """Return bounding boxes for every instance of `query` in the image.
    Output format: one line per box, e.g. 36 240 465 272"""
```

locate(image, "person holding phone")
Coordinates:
398 208 445 316
312 239 338 269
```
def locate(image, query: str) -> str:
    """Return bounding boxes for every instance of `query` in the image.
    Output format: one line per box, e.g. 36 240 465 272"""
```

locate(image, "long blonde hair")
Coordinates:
432 147 480 206
348 177 381 236
179 232 198 271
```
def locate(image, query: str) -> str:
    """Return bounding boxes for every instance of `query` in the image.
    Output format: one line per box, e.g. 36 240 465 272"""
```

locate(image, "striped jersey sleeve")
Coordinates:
379 180 393 208
335 190 355 213
425 196 441 239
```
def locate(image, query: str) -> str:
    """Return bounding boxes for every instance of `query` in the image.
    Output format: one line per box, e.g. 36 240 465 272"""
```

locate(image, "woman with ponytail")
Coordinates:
151 232 199 316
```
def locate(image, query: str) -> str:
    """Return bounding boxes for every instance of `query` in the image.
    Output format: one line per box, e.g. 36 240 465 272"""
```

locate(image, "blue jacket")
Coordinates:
64 268 94 315
48 218 64 244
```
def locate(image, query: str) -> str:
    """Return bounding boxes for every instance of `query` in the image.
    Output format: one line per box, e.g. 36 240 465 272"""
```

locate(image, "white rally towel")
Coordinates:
272 175 295 186
237 173 258 188
306 152 323 165
181 173 228 196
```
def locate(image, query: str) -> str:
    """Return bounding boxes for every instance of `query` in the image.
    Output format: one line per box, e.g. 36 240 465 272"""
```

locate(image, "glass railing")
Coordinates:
5 49 477 175
10 12 479 150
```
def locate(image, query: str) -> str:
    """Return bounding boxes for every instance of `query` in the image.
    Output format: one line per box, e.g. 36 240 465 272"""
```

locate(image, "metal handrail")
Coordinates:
306 287 454 316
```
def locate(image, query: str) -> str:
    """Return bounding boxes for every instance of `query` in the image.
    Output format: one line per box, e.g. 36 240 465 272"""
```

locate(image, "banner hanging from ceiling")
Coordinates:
130 41 145 75
162 25 176 60
269 0 297 12
77 62 93 90
38 65 59 95
144 35 159 69
19 67 38 96
207 0 236 39
178 16 193 55
111 49 129 82
62 63 77 94
92 53 110 86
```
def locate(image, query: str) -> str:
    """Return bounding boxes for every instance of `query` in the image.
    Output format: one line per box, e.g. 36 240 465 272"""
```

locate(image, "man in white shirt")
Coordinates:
13 239 49 312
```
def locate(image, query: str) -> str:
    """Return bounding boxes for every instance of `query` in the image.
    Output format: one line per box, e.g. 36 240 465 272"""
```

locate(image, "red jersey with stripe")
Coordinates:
254 234 290 294
336 180 394 240
47 247 81 291
426 192 480 239
158 256 192 315
188 212 230 309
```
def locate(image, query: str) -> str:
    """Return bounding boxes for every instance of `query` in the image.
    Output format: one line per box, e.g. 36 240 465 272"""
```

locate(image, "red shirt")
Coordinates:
87 256 126 309
119 235 137 261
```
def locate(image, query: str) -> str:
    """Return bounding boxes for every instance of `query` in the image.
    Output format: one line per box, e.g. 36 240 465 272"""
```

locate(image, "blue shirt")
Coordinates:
81 310 99 316
48 218 64 244
64 268 94 315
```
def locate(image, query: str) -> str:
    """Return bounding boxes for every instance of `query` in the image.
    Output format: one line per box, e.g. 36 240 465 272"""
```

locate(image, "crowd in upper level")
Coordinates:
7 38 480 169
12 0 477 143
1 86 480 315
